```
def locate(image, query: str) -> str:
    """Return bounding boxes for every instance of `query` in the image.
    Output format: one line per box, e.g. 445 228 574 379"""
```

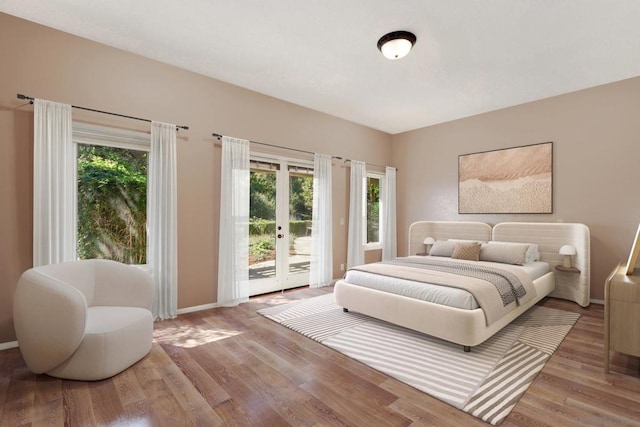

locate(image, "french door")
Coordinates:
249 157 313 296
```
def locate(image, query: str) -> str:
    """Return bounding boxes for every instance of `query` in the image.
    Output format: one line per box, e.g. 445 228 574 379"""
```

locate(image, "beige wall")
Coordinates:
393 76 640 301
0 13 392 343
3 11 638 345
364 249 382 264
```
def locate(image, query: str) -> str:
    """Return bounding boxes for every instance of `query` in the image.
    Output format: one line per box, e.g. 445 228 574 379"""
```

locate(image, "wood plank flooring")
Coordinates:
1 286 639 426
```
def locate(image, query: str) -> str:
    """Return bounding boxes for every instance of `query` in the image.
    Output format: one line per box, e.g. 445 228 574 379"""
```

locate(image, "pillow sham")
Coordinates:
480 243 528 265
488 241 540 263
429 240 456 257
452 242 481 261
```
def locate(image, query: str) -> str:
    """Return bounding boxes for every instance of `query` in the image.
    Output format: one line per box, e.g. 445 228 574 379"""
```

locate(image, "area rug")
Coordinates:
258 293 579 425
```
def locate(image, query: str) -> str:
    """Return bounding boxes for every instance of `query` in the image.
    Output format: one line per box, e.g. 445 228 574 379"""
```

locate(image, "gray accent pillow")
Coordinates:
429 240 456 257
488 241 540 263
480 243 529 265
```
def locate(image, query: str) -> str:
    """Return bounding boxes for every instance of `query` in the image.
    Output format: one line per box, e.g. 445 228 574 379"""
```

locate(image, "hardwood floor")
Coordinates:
1 286 639 426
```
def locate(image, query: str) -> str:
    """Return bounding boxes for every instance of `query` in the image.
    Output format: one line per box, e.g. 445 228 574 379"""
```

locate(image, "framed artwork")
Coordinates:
625 224 640 275
458 142 553 214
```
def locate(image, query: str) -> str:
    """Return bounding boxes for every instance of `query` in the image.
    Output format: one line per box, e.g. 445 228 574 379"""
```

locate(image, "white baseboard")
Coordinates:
177 302 219 315
590 298 604 305
0 341 19 351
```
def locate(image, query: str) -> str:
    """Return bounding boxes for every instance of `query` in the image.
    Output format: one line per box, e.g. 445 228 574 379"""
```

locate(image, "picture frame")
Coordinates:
625 224 640 275
458 142 553 214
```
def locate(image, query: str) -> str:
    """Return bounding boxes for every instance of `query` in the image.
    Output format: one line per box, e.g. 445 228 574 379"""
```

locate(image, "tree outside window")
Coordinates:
77 144 147 264
367 175 381 244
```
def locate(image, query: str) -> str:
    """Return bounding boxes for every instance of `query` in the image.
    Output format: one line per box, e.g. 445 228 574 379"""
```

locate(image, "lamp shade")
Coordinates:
559 245 576 256
423 237 435 245
377 31 416 60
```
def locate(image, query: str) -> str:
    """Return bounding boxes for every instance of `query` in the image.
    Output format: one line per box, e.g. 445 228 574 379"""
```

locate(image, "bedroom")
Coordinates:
1 2 640 425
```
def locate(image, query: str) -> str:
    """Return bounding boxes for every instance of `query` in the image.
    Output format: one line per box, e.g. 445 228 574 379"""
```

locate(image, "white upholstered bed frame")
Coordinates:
334 221 590 349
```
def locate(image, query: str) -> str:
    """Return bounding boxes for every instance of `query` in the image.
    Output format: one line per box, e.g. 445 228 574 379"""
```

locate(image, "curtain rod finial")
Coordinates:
17 93 34 104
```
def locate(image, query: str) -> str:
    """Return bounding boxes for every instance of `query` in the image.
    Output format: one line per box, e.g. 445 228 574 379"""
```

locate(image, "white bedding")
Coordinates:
343 257 551 310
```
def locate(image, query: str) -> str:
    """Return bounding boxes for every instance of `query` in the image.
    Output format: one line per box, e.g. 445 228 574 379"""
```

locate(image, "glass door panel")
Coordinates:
287 170 313 285
249 168 277 293
249 160 313 296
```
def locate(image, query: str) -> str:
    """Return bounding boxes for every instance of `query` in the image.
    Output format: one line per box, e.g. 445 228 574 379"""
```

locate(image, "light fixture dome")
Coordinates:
377 31 416 60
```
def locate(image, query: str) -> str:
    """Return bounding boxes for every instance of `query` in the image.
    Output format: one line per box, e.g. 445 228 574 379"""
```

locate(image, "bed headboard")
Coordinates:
408 221 492 256
493 222 590 307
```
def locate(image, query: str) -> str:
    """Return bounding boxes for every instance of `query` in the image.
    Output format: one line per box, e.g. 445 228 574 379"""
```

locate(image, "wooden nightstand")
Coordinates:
604 263 640 373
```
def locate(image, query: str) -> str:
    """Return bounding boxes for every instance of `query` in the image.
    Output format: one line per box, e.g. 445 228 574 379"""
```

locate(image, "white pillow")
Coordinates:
480 243 529 265
488 241 540 263
429 240 456 257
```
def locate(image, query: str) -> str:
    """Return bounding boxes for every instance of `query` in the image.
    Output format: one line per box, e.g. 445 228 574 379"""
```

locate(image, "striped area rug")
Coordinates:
258 293 579 425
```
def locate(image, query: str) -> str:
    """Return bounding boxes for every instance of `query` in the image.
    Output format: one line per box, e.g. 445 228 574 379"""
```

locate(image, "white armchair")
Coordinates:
14 259 154 381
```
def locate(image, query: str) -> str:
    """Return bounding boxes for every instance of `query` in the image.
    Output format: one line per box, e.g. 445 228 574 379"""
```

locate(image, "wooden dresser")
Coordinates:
604 263 640 373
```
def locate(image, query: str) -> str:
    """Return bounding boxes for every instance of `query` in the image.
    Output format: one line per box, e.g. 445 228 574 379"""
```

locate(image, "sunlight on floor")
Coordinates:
252 292 303 306
126 419 156 427
154 326 242 348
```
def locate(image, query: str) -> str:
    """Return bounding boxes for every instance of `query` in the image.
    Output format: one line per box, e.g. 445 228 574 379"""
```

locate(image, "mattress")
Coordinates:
343 258 551 310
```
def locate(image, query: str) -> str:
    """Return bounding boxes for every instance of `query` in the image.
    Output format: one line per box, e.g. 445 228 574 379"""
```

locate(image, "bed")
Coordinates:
334 221 590 350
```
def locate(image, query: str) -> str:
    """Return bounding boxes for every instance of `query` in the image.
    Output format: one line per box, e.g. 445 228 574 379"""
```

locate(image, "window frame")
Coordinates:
72 122 150 265
364 172 384 251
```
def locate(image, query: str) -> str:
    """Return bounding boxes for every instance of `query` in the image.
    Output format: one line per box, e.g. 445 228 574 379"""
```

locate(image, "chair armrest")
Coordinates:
92 260 154 310
13 269 87 373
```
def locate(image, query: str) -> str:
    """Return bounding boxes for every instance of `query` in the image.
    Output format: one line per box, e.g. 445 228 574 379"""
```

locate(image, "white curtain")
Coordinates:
347 160 366 268
33 99 76 267
148 122 178 320
217 136 250 306
382 166 397 261
309 154 333 287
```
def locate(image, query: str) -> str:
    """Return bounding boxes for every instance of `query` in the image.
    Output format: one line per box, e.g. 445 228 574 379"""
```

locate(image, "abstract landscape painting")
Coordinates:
459 142 552 214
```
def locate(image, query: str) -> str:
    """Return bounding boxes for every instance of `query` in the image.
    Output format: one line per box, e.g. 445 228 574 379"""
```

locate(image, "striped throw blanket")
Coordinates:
384 257 528 306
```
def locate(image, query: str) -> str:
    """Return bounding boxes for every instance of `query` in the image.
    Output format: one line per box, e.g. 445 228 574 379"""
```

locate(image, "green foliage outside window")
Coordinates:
77 144 147 264
248 169 313 264
289 174 313 221
249 170 313 224
250 170 276 221
367 176 380 243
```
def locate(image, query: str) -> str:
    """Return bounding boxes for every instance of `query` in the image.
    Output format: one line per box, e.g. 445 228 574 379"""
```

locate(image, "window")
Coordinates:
73 123 150 264
366 173 382 246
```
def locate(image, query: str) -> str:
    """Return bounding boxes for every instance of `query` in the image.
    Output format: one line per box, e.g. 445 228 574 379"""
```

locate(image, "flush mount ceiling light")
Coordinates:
377 30 416 60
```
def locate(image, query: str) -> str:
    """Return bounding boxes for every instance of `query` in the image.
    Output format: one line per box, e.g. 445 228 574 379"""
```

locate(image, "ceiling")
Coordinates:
3 1 640 134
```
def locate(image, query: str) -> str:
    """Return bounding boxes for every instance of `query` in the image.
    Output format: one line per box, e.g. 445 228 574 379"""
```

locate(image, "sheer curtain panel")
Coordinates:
347 160 366 268
217 137 250 306
309 154 333 287
148 122 178 320
33 99 76 267
382 166 397 261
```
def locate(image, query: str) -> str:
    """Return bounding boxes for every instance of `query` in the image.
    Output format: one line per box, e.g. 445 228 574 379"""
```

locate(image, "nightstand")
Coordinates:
604 263 640 373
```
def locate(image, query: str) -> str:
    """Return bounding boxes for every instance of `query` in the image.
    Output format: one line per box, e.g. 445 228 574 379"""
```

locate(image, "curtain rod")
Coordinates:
17 93 189 131
211 132 393 170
